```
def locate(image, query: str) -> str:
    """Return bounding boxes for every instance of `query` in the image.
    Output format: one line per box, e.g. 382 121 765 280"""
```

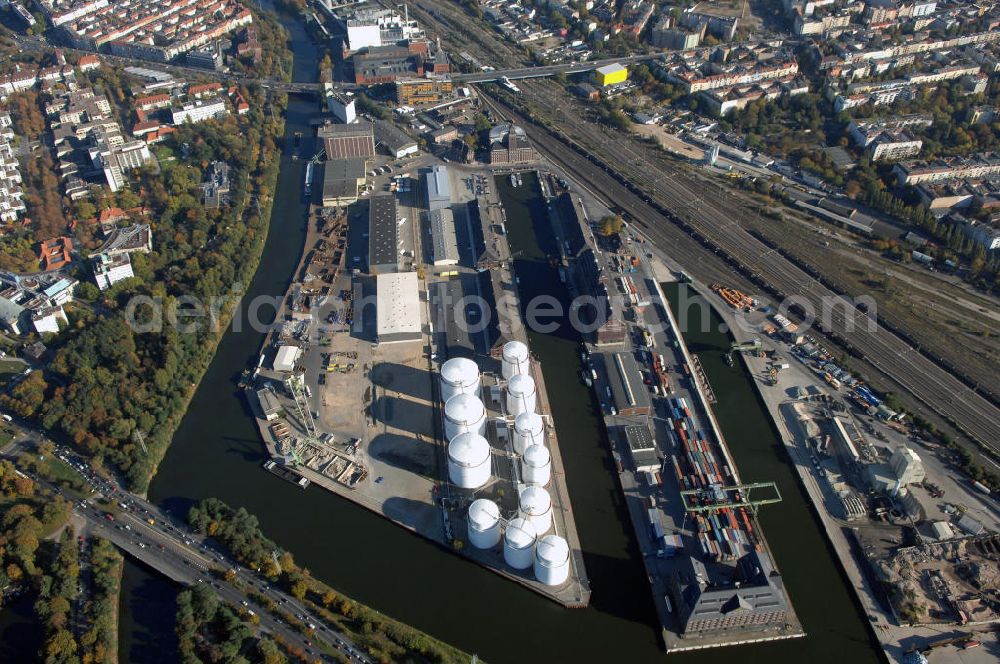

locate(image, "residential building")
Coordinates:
894 152 1000 185
31 305 67 335
37 237 74 271
171 98 229 125
201 161 231 208
91 252 134 290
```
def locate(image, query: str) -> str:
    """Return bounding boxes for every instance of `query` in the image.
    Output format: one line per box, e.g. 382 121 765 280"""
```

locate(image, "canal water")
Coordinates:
119 8 881 664
117 558 180 663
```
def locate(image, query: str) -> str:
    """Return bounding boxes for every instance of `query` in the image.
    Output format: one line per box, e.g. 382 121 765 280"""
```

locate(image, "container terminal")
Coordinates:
242 148 589 608
538 169 805 651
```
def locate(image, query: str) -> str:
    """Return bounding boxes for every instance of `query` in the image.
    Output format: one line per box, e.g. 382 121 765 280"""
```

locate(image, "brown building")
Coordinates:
488 123 538 165
317 122 376 160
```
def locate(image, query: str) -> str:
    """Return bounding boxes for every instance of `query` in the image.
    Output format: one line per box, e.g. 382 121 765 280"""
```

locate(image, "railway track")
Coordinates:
477 90 1000 455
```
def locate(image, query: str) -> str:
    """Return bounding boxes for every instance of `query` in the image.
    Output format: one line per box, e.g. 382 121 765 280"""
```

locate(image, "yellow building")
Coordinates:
595 63 628 87
395 76 454 105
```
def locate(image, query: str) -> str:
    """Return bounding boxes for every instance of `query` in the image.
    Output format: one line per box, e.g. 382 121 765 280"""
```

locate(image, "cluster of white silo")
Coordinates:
441 358 491 490
466 499 568 586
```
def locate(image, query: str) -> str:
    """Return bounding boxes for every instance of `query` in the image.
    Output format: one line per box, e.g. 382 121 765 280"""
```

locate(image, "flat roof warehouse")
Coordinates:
368 195 398 273
376 272 421 343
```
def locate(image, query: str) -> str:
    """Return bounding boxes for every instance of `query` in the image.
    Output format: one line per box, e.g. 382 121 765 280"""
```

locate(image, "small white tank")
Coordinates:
521 444 551 486
534 534 570 586
506 373 537 418
447 432 491 489
503 517 537 570
518 485 553 535
440 357 480 403
467 498 501 549
444 393 486 441
513 411 544 455
501 340 529 380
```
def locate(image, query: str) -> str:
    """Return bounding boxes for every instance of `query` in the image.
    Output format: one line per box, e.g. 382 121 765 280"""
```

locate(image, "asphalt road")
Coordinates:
6 435 371 664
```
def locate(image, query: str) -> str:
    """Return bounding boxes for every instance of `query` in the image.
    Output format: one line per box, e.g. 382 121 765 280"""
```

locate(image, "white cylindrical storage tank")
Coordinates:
513 411 544 455
503 517 537 570
467 498 501 549
518 485 553 535
521 444 551 486
534 534 570 586
440 357 480 403
448 432 491 489
444 393 486 441
506 373 537 418
501 340 529 379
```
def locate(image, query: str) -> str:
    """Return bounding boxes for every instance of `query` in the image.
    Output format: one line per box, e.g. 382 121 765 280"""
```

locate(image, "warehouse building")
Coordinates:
673 550 789 635
374 119 418 158
595 351 651 416
317 122 375 160
595 62 628 86
429 208 459 266
376 271 421 344
425 164 451 211
322 157 368 207
368 195 398 274
624 424 659 472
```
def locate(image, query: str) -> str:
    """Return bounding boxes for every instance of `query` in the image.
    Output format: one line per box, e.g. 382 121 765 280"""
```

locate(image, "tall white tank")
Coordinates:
467 498 501 549
448 432 491 489
518 485 553 535
513 411 544 455
534 534 570 586
501 340 529 380
444 393 486 441
506 373 537 418
521 444 551 486
503 517 537 570
440 357 480 403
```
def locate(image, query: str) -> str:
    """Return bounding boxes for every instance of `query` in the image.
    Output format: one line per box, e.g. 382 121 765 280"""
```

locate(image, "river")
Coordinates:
124 9 881 664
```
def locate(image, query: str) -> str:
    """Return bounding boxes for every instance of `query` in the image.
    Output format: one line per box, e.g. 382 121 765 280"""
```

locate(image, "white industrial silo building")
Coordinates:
513 411 545 455
501 340 529 379
448 432 492 489
506 373 537 418
518 485 553 535
521 444 551 486
439 357 480 403
444 393 487 441
466 498 502 549
534 534 570 586
503 517 537 570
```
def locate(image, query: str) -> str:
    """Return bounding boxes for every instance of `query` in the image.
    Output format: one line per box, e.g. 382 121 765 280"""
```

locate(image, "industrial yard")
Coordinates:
241 130 592 606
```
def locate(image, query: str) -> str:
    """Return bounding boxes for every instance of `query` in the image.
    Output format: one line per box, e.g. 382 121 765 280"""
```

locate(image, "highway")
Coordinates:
475 89 1000 459
6 438 371 664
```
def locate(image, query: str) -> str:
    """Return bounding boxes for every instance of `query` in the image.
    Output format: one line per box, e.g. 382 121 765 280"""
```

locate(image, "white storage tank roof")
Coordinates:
503 517 537 570
444 393 486 441
518 485 553 535
467 498 502 549
447 432 491 489
506 373 537 418
521 443 551 486
534 534 570 586
440 357 480 403
502 340 529 379
513 411 544 455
